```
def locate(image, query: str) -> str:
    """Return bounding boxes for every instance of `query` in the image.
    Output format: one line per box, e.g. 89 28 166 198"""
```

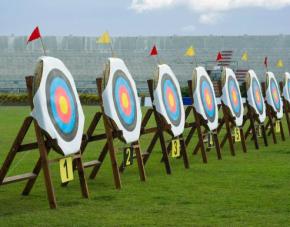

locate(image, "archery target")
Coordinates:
102 58 142 143
266 72 283 119
246 70 266 123
31 56 84 156
283 72 290 104
221 68 244 126
153 64 185 137
192 67 218 131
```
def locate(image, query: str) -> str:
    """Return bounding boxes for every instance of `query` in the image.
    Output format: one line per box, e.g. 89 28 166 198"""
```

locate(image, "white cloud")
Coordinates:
199 13 221 25
181 25 196 32
130 0 290 23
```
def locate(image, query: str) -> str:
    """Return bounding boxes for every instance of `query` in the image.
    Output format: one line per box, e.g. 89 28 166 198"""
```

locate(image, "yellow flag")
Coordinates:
97 32 111 44
276 59 284 68
185 46 195 57
241 51 248 61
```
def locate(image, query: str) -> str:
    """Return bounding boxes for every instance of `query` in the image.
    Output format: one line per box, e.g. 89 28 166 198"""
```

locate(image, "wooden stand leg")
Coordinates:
284 102 290 136
133 141 146 181
22 147 51 195
90 143 108 178
268 113 277 144
142 133 159 165
279 120 285 141
179 134 189 169
0 117 33 184
261 125 268 147
213 132 222 160
240 128 247 153
194 114 207 163
249 111 259 149
75 155 89 198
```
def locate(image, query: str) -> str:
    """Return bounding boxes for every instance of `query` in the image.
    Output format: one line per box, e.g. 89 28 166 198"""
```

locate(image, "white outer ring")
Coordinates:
153 64 185 137
221 67 244 127
102 58 142 143
246 69 266 123
283 72 290 104
192 66 218 131
31 56 85 156
265 72 283 119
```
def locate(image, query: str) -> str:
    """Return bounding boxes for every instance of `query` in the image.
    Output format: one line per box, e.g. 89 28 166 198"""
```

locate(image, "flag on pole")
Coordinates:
216 52 223 61
27 26 41 44
150 45 158 56
241 51 248 61
97 32 111 44
276 59 284 68
264 56 268 68
185 46 195 57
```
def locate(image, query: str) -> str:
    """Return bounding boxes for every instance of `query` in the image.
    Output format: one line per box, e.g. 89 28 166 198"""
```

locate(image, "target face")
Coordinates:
284 72 290 103
102 58 142 143
269 77 281 112
161 74 181 126
46 69 78 141
153 64 185 137
112 70 137 131
228 76 242 118
252 77 264 115
200 76 216 123
31 56 84 156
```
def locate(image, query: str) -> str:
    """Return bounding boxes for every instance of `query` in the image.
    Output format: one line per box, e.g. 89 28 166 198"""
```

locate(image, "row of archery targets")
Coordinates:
0 55 290 209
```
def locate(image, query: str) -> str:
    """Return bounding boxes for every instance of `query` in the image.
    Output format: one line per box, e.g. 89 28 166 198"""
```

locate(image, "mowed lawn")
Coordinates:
0 106 290 226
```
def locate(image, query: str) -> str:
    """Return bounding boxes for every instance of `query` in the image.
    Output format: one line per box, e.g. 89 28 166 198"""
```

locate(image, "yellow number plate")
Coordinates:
275 121 280 133
171 139 180 158
59 157 74 183
234 127 241 142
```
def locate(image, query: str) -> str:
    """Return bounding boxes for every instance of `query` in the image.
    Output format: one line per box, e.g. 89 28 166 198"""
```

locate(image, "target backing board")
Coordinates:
265 72 283 119
246 70 266 123
31 56 84 156
102 58 142 143
192 66 218 131
221 68 244 127
283 72 290 104
153 64 185 137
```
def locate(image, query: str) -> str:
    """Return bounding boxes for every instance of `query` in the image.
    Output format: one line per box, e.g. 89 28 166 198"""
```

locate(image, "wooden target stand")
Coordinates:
279 81 290 136
0 76 89 209
184 80 222 163
242 81 268 150
216 81 247 155
66 78 146 189
261 82 285 143
121 79 189 174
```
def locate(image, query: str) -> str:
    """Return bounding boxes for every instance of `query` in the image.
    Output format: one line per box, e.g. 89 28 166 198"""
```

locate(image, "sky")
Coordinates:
1 0 290 36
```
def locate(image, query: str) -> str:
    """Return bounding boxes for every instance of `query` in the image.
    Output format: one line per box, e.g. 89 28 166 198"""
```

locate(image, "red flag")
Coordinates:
264 56 268 68
216 52 223 61
27 26 41 44
150 45 158 56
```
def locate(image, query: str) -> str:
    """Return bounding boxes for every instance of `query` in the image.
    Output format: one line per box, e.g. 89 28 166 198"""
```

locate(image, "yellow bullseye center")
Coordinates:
232 91 237 103
121 92 129 108
206 93 211 105
59 96 68 114
168 93 175 107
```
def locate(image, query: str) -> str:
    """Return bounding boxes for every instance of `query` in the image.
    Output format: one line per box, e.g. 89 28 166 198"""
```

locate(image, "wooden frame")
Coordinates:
261 82 285 143
279 81 290 136
68 78 146 190
123 79 189 175
0 76 89 209
184 80 222 163
216 81 247 155
242 81 268 149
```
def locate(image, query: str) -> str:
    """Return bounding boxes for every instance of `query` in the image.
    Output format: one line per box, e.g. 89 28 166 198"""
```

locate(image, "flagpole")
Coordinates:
40 37 47 56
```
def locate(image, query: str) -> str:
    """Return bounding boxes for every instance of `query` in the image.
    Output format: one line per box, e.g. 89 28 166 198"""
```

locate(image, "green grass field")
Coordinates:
0 106 290 226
